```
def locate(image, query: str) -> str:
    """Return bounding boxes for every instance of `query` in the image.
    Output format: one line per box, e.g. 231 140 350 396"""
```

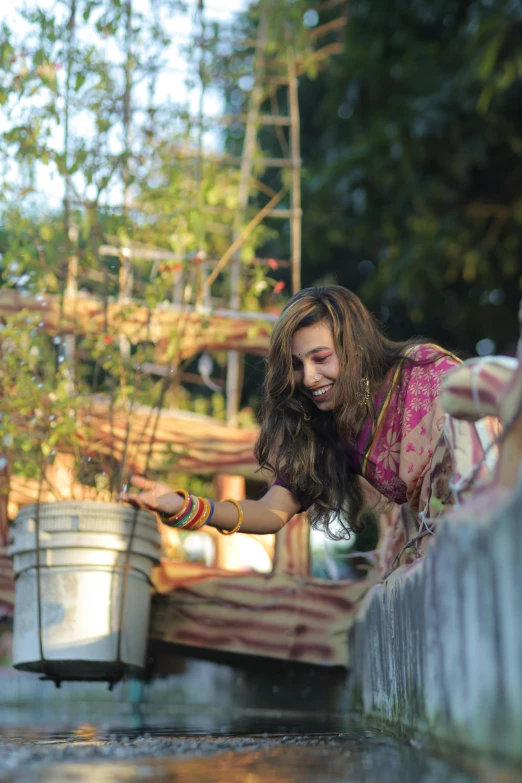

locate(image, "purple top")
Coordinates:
341 440 363 475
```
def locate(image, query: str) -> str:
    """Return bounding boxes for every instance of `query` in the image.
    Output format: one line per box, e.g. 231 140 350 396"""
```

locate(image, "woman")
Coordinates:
120 286 499 569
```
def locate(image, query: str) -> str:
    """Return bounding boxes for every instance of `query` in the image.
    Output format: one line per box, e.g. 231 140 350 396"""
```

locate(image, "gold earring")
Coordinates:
300 403 311 421
358 377 370 407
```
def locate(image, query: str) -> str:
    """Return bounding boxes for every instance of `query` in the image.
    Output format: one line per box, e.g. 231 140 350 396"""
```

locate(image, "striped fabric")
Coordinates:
440 356 518 422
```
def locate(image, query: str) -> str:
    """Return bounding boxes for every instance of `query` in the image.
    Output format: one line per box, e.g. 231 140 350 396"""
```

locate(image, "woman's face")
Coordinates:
291 321 340 411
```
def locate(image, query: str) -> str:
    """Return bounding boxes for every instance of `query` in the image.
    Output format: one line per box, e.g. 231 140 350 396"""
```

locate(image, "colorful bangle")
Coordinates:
185 496 207 529
157 488 190 527
187 498 214 531
219 498 243 535
163 494 194 528
191 498 213 530
181 495 202 527
158 493 217 532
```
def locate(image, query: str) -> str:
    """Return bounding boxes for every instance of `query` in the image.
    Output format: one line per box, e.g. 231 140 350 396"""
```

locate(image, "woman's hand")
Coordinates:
118 474 184 518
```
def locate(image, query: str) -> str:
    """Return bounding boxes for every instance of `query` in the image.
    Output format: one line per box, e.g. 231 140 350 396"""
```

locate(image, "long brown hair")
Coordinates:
255 286 427 539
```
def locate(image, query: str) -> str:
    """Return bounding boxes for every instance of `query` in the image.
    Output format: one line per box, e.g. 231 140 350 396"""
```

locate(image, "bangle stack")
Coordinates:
157 491 243 536
158 489 215 531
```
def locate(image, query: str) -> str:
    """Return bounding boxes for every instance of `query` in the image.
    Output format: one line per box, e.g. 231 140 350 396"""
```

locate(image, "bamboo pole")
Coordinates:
203 186 288 292
225 18 267 426
63 0 78 397
287 47 302 295
122 0 133 213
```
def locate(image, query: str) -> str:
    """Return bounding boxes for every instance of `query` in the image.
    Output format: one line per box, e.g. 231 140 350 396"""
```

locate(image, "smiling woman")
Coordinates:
121 286 500 570
290 322 340 411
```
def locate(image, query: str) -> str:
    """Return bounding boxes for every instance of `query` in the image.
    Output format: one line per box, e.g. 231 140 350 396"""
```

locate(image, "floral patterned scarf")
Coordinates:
350 344 499 519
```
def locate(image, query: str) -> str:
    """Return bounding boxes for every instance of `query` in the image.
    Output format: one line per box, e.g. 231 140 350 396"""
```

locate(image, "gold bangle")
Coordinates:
159 488 190 525
219 498 243 535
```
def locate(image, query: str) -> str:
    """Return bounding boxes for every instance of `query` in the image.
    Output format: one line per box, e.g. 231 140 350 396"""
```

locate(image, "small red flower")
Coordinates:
160 262 182 274
103 335 114 345
273 281 285 294
267 258 278 270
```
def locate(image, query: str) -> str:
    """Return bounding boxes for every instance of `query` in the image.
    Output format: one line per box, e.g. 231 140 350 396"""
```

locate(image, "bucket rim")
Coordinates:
15 500 157 519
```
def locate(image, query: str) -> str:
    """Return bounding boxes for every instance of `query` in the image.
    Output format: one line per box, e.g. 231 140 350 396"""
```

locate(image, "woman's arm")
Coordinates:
119 475 300 534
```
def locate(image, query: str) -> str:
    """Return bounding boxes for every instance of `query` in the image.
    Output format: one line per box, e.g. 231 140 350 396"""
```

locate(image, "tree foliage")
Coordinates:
0 0 281 497
295 0 522 354
0 0 270 302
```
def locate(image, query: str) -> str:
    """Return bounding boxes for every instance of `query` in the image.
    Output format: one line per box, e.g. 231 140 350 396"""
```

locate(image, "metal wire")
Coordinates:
113 506 142 688
34 483 50 683
30 495 150 688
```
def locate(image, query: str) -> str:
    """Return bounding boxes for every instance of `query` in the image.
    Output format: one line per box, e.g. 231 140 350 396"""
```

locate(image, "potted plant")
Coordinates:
0 239 278 685
0 308 162 685
0 0 288 685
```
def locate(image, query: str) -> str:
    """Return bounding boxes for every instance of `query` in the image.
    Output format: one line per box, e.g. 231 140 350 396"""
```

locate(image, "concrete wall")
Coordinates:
349 479 522 760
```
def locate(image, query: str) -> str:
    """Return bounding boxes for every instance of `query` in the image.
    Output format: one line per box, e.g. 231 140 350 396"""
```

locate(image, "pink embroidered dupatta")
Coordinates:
354 344 500 525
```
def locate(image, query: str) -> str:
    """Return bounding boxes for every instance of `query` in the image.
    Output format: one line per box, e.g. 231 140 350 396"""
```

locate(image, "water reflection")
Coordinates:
1 741 488 783
0 711 354 744
0 710 513 783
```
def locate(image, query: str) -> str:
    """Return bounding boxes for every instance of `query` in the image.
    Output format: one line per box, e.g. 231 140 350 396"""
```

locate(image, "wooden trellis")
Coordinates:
0 2 354 671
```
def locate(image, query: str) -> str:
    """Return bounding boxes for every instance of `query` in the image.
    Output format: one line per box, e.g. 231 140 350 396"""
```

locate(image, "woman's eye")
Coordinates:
315 355 330 363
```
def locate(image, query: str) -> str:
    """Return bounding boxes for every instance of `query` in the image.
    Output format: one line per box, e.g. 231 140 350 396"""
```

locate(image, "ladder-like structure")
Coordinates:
224 16 302 423
0 2 349 506
86 0 347 425
215 0 347 423
78 0 348 426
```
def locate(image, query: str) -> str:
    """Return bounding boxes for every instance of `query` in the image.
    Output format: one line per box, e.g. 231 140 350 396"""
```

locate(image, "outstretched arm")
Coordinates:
119 475 300 534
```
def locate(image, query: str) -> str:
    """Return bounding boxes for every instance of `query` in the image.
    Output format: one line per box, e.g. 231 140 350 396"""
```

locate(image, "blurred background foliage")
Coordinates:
294 0 522 355
0 0 519 520
0 0 276 308
221 0 522 356
1 0 521 359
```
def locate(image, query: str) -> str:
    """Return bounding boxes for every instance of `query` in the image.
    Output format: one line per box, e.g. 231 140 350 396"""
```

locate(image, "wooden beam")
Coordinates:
306 16 347 41
0 290 276 360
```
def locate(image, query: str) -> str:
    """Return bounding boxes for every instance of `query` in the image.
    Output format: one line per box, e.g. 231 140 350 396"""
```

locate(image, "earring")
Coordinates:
358 377 370 407
300 403 312 421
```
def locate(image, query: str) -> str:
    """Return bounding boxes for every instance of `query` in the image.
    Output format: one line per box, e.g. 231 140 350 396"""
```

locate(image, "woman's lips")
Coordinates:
310 383 334 403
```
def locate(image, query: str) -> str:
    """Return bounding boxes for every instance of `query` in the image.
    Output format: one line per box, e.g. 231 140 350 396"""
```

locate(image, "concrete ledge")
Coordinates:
349 481 522 760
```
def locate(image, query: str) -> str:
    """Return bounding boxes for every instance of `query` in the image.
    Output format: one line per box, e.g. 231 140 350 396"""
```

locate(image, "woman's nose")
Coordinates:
302 363 317 388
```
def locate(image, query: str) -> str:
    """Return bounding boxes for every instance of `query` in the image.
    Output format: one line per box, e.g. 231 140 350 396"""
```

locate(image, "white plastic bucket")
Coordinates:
8 501 161 683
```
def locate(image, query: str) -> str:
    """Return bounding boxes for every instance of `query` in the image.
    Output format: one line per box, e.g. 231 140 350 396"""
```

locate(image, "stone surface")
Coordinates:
349 478 522 760
0 726 492 783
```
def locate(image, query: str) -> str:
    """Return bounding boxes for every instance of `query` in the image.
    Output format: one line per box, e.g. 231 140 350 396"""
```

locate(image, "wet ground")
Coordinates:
0 711 517 783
